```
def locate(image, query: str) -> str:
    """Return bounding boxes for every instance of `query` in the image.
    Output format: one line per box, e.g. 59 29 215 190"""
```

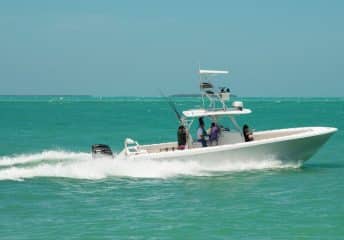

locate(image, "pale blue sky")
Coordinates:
0 0 343 96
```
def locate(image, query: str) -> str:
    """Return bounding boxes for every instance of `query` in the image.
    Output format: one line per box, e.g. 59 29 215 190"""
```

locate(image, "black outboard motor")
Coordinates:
91 144 113 158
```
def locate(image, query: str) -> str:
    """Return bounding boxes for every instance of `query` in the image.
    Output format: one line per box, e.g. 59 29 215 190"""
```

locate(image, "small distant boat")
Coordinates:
93 69 337 165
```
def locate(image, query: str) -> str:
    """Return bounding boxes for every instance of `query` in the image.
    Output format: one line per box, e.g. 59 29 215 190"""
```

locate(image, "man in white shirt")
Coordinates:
197 122 208 147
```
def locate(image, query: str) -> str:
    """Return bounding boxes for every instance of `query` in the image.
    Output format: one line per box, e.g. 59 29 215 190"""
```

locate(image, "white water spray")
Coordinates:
0 150 300 181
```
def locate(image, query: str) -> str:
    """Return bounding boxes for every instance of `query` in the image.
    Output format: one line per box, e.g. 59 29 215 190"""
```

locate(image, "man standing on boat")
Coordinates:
209 122 219 146
177 125 187 150
197 118 208 147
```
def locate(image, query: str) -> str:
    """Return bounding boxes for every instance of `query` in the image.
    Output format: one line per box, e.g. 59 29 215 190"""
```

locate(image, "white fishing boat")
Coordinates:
93 69 337 165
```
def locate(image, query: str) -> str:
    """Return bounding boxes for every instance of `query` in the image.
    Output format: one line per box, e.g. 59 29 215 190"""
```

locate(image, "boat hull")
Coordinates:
125 127 337 165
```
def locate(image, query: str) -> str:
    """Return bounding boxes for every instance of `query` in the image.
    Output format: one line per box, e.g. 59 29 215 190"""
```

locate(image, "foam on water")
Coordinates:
0 150 89 167
0 150 301 181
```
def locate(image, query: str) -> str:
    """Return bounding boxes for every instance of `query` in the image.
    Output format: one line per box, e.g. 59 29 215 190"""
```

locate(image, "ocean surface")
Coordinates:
0 96 343 239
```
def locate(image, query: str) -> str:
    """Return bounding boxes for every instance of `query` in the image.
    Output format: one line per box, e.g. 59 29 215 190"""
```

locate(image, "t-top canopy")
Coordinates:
199 69 229 75
183 108 252 118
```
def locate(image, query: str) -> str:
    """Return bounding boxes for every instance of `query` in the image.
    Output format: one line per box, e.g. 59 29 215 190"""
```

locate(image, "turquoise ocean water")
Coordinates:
0 96 343 239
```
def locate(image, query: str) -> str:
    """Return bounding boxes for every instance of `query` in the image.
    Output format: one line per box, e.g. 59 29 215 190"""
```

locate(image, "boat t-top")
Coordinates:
92 69 337 165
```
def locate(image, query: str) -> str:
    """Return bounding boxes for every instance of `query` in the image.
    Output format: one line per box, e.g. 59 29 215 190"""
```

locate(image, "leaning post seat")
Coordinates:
200 82 213 89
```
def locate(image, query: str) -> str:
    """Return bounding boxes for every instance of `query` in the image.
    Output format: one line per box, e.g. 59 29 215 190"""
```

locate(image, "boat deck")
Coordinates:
139 128 315 154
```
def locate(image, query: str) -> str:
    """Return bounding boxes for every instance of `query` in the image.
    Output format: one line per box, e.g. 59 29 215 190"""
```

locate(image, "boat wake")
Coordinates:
0 150 301 181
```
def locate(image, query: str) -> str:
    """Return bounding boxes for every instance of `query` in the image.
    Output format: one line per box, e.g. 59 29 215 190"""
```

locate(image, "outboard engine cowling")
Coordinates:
91 144 113 158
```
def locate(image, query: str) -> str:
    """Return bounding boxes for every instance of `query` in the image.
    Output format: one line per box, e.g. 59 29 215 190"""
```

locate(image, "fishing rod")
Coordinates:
159 90 183 124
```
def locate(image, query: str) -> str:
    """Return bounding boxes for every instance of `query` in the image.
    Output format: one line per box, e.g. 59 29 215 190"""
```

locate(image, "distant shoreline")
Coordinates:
169 94 201 97
0 94 91 97
0 95 342 98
